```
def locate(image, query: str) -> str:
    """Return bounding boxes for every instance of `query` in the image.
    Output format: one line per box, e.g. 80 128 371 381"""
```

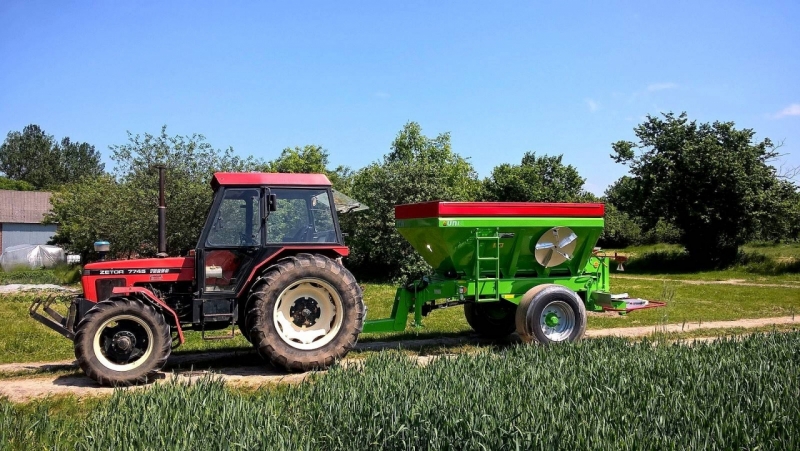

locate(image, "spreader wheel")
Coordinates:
74 297 171 386
247 253 365 372
464 300 517 338
515 284 587 343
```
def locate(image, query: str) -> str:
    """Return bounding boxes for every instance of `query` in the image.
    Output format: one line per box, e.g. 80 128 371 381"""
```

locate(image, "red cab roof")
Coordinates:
395 201 605 219
211 172 332 189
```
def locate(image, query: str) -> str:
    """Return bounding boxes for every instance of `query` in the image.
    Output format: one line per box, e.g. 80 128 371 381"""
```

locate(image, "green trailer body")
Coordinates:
363 201 659 334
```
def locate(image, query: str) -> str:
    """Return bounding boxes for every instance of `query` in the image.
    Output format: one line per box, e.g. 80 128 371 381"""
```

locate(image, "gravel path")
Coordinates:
584 315 798 338
612 275 800 289
0 284 77 294
0 315 796 402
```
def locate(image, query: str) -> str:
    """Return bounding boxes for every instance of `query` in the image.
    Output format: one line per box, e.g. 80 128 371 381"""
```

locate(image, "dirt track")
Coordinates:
0 316 796 403
612 275 800 289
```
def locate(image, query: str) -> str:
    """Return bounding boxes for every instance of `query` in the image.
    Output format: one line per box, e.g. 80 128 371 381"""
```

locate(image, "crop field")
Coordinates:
2 332 799 450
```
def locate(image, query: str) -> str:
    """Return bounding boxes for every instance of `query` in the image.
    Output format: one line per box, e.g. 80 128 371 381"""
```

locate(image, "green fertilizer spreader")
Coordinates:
362 201 664 342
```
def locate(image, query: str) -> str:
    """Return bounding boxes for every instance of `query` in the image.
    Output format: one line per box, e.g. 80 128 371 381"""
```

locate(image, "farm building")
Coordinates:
0 190 56 253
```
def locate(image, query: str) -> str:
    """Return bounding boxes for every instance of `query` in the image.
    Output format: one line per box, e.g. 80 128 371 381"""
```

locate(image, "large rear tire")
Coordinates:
246 254 365 372
74 297 171 386
464 300 517 338
515 284 587 343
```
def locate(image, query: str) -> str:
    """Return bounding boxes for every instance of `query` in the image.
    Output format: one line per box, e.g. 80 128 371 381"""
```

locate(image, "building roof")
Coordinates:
0 190 52 223
211 172 332 189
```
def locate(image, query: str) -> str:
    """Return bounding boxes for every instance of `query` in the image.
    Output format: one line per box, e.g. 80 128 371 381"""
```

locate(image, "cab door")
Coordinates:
195 187 265 299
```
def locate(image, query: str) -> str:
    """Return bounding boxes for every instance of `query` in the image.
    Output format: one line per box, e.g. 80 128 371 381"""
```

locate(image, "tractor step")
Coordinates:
200 299 237 340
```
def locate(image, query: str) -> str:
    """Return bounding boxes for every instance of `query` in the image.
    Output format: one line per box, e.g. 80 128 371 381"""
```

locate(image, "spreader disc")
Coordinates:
534 227 578 268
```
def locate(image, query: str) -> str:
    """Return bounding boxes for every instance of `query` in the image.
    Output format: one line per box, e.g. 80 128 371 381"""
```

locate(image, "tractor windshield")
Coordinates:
267 188 337 243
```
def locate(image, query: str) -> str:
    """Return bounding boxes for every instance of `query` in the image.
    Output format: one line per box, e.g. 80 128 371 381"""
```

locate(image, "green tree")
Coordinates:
598 204 642 248
344 122 480 280
49 126 262 257
611 112 797 267
0 124 104 189
604 176 681 245
48 176 147 260
482 152 588 202
263 145 353 192
0 176 35 191
603 176 642 217
56 137 105 182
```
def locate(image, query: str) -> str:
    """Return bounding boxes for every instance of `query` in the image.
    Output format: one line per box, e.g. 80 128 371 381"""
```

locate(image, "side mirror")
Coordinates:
268 193 278 212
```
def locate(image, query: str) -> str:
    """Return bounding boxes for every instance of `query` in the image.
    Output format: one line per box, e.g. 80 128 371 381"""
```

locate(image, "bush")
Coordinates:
53 264 82 285
735 251 800 275
598 205 642 248
641 219 681 244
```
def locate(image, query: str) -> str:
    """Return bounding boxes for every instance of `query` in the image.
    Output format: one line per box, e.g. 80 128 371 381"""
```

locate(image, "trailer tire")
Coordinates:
464 300 517 338
515 284 586 343
74 297 171 386
247 253 365 372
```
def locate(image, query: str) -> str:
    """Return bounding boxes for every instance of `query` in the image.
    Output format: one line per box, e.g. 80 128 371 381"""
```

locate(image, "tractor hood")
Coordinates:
83 256 194 274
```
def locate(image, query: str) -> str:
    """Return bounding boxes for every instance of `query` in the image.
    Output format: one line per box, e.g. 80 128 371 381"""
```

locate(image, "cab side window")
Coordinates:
206 188 262 247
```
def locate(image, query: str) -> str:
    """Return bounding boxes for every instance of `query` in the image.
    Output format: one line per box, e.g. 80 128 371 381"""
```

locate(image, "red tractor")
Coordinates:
31 172 365 385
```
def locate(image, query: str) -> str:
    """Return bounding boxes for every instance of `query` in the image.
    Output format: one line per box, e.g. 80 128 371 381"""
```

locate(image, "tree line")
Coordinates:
1 114 798 280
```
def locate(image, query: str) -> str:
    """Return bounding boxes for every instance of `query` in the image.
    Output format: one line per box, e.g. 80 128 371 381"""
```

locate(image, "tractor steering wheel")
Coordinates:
283 225 312 243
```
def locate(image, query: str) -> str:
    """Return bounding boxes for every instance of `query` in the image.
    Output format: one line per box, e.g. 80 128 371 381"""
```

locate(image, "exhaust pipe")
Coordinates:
155 164 167 256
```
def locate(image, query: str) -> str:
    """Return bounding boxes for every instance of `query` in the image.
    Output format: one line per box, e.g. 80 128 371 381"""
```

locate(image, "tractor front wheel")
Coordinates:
515 284 587 343
464 300 517 338
74 297 171 386
246 254 365 372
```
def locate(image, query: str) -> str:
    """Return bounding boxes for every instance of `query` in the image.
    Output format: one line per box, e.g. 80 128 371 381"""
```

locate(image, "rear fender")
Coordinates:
235 246 349 299
111 286 185 344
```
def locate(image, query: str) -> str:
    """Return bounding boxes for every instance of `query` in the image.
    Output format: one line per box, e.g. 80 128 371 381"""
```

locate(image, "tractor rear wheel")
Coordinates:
238 304 253 344
74 297 171 386
515 284 587 343
246 253 365 371
464 300 517 338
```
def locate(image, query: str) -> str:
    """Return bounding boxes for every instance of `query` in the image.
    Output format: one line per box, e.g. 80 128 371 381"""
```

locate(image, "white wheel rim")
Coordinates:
539 301 576 342
92 314 154 372
273 278 344 350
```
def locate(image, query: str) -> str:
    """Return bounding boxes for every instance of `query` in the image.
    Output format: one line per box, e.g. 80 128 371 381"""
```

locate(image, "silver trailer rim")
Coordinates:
539 301 575 342
273 278 344 350
92 314 154 372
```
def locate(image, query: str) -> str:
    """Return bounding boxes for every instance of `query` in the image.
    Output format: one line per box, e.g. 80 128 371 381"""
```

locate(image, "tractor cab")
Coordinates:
184 173 355 339
195 173 345 298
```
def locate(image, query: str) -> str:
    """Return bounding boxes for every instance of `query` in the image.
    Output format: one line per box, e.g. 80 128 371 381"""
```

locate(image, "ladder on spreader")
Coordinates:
474 229 500 301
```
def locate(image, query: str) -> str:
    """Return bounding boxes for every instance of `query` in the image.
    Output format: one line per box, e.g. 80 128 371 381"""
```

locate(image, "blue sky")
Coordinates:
1 1 798 195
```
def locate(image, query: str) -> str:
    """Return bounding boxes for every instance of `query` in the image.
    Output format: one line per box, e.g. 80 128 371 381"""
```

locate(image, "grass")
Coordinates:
0 294 75 364
589 276 800 329
604 242 800 279
0 264 82 285
3 276 799 364
2 333 799 450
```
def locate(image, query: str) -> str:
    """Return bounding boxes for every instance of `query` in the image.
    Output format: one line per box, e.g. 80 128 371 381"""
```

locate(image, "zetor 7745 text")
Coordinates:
30 172 663 386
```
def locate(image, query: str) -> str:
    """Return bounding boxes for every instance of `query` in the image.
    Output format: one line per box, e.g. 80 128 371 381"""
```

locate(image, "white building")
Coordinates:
0 190 56 252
